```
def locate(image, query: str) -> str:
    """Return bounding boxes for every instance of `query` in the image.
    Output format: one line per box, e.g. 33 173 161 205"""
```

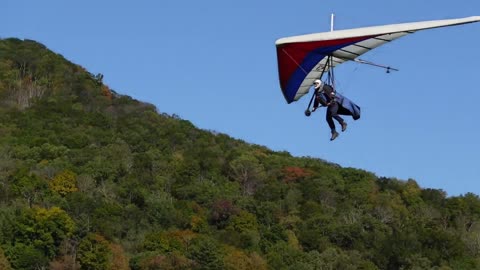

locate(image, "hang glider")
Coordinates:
276 16 480 104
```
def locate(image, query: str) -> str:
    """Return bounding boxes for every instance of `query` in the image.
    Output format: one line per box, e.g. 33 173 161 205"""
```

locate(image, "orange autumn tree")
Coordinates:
282 166 312 183
101 85 112 100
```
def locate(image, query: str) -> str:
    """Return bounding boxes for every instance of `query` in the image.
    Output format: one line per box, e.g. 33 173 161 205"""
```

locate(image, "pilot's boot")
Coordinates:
330 131 339 141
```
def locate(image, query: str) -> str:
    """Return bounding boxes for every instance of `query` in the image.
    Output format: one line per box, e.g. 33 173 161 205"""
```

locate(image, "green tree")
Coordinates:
13 206 75 258
5 243 49 270
77 233 111 270
266 241 305 269
10 169 47 207
229 154 266 196
224 210 261 250
130 251 193 270
306 248 378 270
401 179 423 206
188 236 224 270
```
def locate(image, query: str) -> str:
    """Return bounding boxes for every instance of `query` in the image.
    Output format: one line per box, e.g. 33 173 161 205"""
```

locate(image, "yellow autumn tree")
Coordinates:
224 247 267 270
49 170 78 196
108 243 130 270
0 246 12 270
401 179 423 206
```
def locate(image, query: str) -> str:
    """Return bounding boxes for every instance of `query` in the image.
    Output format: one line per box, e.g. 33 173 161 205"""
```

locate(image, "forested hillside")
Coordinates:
1 38 480 270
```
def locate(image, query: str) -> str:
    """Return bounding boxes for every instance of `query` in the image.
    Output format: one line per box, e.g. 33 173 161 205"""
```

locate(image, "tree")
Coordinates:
10 169 47 207
210 199 239 229
5 243 49 270
0 152 16 203
0 246 12 270
130 251 193 270
223 247 267 270
401 179 423 206
265 241 305 269
49 169 78 196
109 243 129 270
77 233 111 270
225 211 261 250
13 206 75 259
306 248 378 270
227 210 259 233
144 191 177 229
143 231 175 253
188 236 224 270
282 166 311 184
341 168 377 207
229 154 266 196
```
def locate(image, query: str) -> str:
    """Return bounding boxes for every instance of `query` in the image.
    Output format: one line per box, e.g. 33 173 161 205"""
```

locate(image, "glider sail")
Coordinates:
276 16 480 103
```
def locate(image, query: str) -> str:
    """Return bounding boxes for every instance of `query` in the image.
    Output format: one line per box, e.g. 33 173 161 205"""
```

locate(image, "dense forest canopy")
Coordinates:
1 38 480 269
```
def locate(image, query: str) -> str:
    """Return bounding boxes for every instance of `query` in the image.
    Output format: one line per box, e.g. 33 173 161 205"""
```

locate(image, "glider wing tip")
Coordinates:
466 15 480 21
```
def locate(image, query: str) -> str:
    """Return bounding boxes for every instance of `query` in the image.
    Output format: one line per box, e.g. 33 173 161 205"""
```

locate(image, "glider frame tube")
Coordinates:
305 55 332 116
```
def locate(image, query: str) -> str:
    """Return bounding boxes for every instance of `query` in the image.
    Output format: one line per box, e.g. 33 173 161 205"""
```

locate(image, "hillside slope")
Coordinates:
1 38 480 270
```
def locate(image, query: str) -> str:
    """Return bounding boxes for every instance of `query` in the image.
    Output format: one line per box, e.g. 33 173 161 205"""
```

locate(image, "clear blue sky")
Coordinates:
3 0 480 196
